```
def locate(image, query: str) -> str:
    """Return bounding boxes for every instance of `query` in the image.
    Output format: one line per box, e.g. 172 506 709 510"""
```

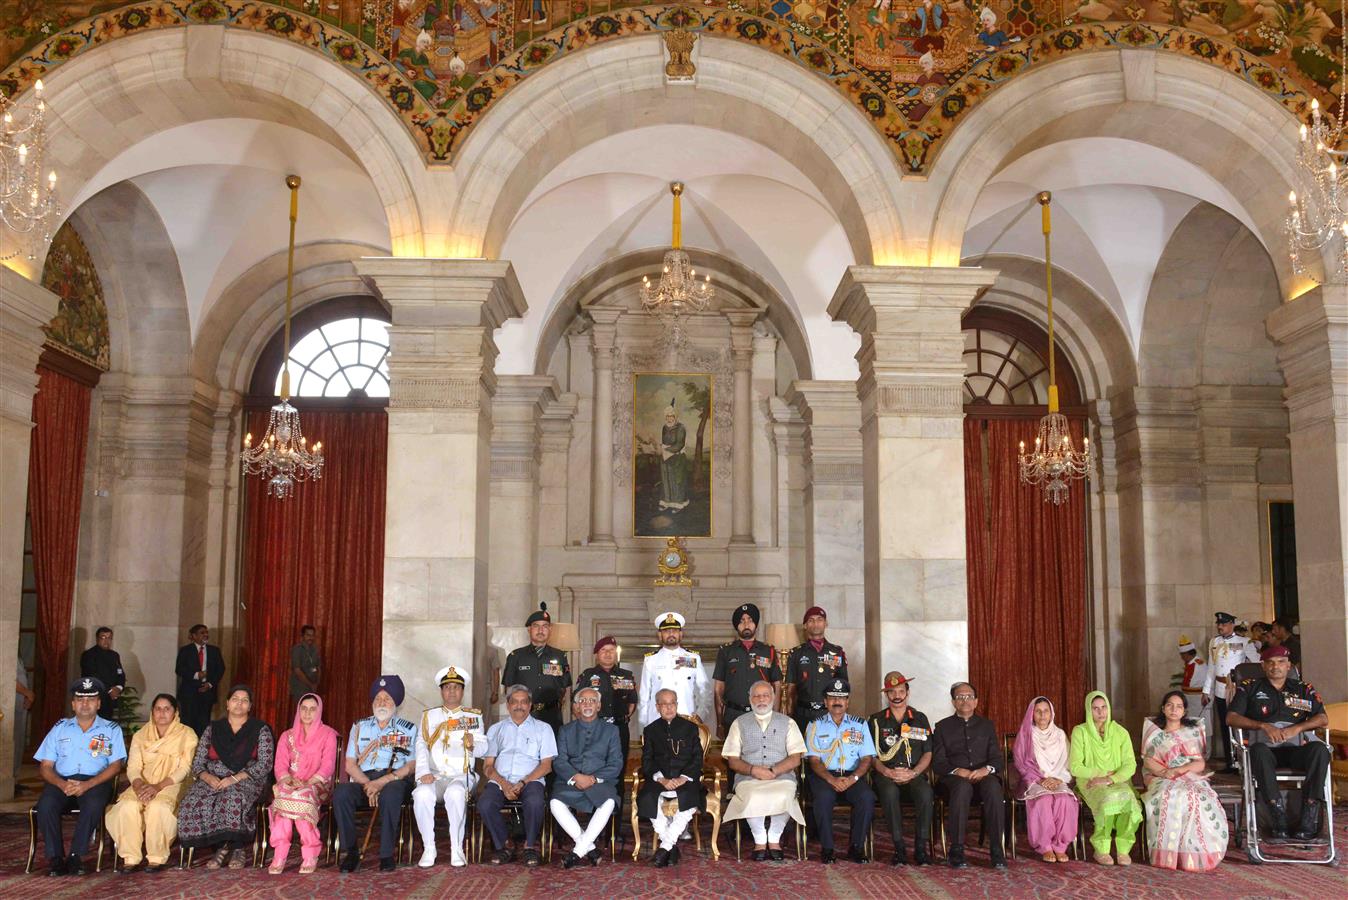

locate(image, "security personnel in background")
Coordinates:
804 678 877 864
868 671 933 866
1226 645 1330 842
1202 610 1259 772
577 635 637 756
34 677 127 876
782 606 849 733
79 627 126 721
414 665 487 869
334 675 417 873
713 603 781 737
503 602 572 735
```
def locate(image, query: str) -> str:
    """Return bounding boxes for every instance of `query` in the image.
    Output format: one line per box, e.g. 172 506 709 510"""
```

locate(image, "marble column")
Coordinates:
726 310 759 545
785 380 867 707
828 266 997 718
354 258 526 711
1267 285 1348 699
0 268 58 799
588 309 621 546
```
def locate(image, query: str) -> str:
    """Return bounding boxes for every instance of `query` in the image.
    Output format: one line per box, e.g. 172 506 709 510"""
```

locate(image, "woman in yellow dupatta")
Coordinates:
1069 690 1142 866
106 693 199 872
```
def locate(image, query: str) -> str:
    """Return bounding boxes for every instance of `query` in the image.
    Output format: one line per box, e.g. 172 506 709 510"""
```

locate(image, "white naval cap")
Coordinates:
435 665 468 688
655 611 686 630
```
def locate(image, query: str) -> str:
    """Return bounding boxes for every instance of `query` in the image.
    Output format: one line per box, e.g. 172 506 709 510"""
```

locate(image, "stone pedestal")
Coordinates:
355 258 526 712
828 266 997 718
0 268 59 800
1267 285 1348 700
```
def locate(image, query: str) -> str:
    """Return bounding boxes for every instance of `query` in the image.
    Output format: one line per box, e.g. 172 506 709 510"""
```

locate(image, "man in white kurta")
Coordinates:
413 665 487 868
638 612 712 727
720 681 806 855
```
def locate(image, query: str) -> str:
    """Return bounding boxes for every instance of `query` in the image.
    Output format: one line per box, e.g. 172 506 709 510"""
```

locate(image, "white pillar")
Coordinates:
588 309 621 546
354 258 526 710
727 310 758 545
1267 284 1348 699
828 266 997 718
0 268 59 799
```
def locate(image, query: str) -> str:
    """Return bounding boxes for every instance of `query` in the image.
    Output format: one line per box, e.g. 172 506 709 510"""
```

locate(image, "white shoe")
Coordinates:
450 848 467 867
418 849 436 868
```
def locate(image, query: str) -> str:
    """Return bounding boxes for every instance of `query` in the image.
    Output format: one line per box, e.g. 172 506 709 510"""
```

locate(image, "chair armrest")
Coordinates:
1328 729 1348 760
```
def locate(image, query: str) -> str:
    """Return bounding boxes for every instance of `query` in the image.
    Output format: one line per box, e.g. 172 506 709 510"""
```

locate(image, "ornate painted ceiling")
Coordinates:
2 1 1342 174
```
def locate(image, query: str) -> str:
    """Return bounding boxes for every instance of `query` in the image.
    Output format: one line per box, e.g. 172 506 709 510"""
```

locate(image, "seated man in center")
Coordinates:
551 686 624 867
805 678 877 863
481 684 557 866
637 688 706 867
722 680 806 861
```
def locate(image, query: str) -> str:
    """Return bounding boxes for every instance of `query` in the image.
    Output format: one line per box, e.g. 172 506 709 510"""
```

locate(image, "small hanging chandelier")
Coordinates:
1285 0 1347 282
1 78 60 261
641 181 713 344
240 174 324 499
1018 191 1093 505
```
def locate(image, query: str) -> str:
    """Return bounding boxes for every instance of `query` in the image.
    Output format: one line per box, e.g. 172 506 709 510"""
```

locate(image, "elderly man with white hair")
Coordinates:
481 684 557 867
637 688 706 867
721 680 806 861
550 686 625 867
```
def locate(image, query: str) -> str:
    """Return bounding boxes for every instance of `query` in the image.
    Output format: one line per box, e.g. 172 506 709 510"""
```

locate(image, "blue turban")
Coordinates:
370 674 405 706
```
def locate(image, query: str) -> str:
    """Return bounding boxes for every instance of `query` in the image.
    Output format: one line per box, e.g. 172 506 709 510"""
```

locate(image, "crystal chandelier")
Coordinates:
1018 191 1093 505
1285 0 1347 282
1 78 60 261
240 175 324 499
641 182 713 344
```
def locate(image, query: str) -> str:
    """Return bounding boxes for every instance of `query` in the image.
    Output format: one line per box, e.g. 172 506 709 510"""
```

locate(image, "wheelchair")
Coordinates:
1230 723 1336 865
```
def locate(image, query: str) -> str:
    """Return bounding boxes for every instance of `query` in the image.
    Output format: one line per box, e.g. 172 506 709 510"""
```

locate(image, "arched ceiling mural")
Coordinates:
2 1 1341 173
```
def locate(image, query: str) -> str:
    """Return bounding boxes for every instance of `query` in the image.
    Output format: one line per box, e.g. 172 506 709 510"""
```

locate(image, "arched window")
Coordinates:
961 307 1082 414
276 316 390 398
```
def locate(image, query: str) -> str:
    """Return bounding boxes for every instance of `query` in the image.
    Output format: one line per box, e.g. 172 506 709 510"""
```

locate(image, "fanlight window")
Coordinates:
963 327 1050 406
275 316 390 398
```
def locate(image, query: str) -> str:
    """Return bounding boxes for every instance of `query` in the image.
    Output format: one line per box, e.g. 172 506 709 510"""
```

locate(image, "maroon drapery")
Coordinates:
238 408 387 739
965 416 1088 738
29 364 93 733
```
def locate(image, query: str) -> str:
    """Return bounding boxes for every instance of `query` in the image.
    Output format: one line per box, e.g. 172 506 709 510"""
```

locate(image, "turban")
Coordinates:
733 603 760 628
370 675 405 706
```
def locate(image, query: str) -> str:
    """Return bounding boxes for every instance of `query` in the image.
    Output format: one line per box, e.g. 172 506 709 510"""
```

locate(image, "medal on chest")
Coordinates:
88 734 111 757
543 659 563 677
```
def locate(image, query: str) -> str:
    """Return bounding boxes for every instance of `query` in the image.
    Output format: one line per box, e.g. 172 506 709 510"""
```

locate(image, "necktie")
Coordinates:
198 644 206 672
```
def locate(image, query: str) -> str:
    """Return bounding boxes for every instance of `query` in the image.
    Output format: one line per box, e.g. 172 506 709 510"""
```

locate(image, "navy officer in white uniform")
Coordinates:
638 612 711 727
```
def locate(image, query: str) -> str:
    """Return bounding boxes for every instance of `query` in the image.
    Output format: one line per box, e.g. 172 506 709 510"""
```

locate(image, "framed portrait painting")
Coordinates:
633 372 712 538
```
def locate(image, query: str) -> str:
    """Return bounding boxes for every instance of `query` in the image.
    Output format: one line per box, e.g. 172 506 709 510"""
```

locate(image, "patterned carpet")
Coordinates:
1 802 1341 900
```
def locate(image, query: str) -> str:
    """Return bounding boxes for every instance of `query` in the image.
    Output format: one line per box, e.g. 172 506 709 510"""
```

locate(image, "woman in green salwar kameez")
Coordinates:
1069 691 1143 865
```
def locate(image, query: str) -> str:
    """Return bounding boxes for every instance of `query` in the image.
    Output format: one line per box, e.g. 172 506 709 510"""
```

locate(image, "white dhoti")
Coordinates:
413 773 475 864
722 779 805 825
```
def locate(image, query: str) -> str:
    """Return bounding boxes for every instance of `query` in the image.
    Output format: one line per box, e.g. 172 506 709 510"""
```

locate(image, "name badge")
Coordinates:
543 661 564 677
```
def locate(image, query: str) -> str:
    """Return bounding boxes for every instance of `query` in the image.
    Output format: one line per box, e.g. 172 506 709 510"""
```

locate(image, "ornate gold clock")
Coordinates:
655 537 692 586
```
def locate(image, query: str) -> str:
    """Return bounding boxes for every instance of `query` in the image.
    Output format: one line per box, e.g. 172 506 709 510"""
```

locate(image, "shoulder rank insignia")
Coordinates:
396 717 415 730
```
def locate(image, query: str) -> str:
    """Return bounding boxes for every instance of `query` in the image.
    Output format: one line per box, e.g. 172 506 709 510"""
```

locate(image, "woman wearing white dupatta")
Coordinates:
1012 696 1079 863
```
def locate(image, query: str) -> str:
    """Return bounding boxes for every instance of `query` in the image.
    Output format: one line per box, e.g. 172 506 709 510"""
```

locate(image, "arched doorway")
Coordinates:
961 307 1089 735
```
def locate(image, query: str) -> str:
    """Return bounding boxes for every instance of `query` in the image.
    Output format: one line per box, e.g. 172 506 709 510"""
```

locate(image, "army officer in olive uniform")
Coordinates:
577 635 637 756
868 671 933 865
782 606 849 733
712 603 781 737
502 603 572 735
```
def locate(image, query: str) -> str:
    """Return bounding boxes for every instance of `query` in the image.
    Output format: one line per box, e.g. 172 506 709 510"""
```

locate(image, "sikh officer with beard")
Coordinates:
414 665 487 868
713 603 781 738
334 675 417 873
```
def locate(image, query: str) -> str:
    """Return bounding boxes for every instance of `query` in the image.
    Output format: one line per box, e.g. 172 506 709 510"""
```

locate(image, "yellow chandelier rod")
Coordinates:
1038 190 1059 414
670 181 683 250
280 174 301 402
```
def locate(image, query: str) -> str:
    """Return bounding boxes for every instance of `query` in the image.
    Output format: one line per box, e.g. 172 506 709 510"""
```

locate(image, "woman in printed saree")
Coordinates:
1140 690 1228 871
268 692 338 874
106 693 199 872
1012 696 1079 863
1069 690 1142 866
177 685 275 869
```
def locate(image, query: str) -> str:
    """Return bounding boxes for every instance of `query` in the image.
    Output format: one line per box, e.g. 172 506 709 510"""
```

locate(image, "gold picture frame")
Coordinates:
632 371 713 538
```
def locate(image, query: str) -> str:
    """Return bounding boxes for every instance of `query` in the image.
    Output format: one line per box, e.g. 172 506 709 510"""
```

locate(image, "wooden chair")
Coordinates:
933 753 1013 861
795 760 875 861
405 788 478 865
472 790 554 862
631 715 723 860
26 801 108 874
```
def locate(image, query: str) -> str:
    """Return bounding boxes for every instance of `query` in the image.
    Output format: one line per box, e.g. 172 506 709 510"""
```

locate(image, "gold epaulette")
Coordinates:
462 707 481 715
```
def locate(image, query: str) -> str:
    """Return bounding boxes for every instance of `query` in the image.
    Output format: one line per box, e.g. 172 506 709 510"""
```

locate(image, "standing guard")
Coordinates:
712 603 781 738
782 607 848 733
503 603 572 735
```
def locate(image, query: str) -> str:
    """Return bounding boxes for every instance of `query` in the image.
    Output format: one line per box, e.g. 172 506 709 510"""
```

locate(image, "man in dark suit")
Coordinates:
175 624 224 735
79 627 126 721
637 688 705 867
931 681 1007 870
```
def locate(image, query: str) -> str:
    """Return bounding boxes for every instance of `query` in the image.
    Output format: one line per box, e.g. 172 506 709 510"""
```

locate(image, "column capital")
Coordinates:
492 375 560 483
785 380 863 485
1265 284 1348 432
588 307 623 362
827 265 999 332
0 267 59 426
354 258 526 328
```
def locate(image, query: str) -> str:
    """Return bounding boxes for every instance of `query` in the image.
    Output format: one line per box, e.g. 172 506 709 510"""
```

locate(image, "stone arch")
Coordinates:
446 34 908 266
925 51 1316 292
21 26 432 259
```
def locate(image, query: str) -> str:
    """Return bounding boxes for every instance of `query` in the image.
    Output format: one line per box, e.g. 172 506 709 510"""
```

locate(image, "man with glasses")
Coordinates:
931 681 1006 870
550 687 624 867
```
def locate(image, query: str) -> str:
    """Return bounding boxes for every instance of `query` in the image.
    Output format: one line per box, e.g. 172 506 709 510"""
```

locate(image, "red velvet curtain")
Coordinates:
965 416 1088 738
238 408 387 738
29 364 93 732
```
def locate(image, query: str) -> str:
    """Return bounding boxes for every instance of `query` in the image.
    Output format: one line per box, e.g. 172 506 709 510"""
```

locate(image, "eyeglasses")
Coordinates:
953 693 976 701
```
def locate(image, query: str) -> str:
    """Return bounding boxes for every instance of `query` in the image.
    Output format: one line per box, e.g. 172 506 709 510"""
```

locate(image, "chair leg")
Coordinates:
693 811 703 853
710 806 721 861
26 808 36 874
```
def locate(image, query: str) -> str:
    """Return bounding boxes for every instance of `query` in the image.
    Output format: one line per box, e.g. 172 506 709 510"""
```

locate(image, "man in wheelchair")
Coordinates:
1224 646 1330 842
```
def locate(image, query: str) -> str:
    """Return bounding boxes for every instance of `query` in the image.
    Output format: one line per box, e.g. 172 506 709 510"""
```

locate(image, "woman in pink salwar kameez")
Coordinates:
268 693 337 874
1012 696 1079 862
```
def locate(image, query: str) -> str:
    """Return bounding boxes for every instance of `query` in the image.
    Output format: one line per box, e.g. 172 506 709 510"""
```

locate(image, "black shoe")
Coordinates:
145 862 166 874
948 845 968 869
340 849 360 873
522 848 542 867
991 853 1009 870
46 857 66 877
379 856 396 872
890 851 907 866
586 848 601 865
751 848 768 862
820 848 836 864
653 848 670 868
563 852 582 869
670 845 681 865
1270 800 1290 840
490 849 512 865
65 854 84 876
913 842 931 866
1294 800 1323 841
848 845 870 864
770 848 785 861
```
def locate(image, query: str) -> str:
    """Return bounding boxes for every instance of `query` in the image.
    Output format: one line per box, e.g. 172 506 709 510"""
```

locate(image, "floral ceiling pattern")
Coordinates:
2 1 1341 173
